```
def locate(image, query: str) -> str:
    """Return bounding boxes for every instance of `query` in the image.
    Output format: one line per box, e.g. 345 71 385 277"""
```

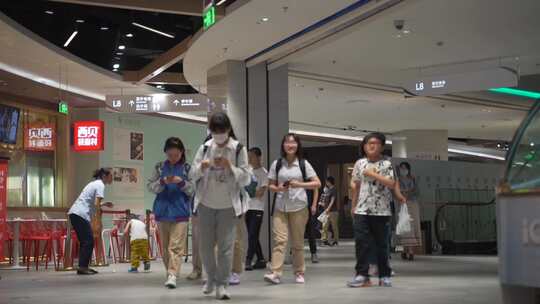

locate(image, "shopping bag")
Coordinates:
396 204 412 235
317 212 329 225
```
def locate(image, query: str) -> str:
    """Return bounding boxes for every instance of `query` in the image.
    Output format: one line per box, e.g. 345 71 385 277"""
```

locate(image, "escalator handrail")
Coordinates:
434 198 496 247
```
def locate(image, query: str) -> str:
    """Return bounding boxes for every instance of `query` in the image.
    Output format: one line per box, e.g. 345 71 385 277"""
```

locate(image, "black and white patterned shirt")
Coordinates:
351 157 395 216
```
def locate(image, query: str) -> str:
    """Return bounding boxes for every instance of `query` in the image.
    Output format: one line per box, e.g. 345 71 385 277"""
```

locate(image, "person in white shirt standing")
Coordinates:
67 168 113 275
264 133 321 285
244 147 269 271
124 214 150 273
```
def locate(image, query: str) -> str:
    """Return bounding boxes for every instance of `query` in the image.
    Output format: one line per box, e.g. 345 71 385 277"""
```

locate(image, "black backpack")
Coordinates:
270 158 311 216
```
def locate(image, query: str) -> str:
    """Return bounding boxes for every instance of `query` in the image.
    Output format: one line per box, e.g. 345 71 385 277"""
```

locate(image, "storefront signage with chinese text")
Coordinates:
25 124 55 151
73 120 104 152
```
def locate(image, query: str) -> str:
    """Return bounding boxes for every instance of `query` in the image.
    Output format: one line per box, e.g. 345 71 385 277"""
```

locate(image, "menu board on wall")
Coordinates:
24 124 55 151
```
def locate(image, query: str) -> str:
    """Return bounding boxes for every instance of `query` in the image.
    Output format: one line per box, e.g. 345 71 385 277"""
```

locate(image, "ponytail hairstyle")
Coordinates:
163 137 186 164
93 168 112 180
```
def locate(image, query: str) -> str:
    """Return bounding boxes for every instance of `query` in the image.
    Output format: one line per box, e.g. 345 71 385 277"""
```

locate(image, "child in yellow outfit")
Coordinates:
124 214 151 273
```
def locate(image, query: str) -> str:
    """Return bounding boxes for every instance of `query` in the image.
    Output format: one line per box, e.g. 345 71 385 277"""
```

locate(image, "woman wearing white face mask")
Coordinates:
190 112 251 300
396 162 422 261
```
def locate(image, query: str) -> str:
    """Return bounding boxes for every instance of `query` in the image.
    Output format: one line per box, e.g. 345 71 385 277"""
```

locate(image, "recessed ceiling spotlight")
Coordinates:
116 52 123 55
261 17 270 22
113 68 118 72
530 142 535 147
403 29 411 34
126 33 134 38
118 45 126 50
100 26 109 30
76 19 85 23
45 10 54 15
113 63 120 69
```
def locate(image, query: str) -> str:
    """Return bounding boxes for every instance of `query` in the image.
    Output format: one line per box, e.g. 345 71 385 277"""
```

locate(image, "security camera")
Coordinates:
394 19 405 31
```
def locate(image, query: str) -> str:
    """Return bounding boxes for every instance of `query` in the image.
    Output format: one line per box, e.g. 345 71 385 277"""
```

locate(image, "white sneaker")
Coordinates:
263 272 281 285
295 273 305 284
202 281 215 295
165 275 177 289
229 272 241 285
216 285 231 300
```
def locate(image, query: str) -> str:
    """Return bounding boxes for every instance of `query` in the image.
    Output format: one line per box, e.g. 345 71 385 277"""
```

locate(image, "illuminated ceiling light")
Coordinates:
489 88 540 99
113 68 118 72
157 85 164 89
113 64 120 69
118 45 126 50
531 142 536 147
131 22 175 38
45 10 54 15
261 17 270 22
216 0 227 6
116 52 123 55
403 29 411 34
125 33 134 38
76 19 85 23
447 148 505 161
100 26 109 30
63 31 78 47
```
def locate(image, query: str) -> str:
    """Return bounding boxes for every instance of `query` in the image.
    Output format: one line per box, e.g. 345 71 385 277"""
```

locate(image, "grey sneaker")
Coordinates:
202 281 215 295
216 285 231 300
379 277 392 287
165 275 177 289
347 275 372 288
311 253 319 264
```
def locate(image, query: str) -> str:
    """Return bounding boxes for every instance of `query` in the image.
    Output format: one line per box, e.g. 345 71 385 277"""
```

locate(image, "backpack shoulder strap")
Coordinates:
235 143 243 166
270 158 283 217
203 145 209 156
299 159 307 182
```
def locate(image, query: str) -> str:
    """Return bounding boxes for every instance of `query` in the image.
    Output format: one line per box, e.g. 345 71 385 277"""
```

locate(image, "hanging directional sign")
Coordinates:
403 67 518 97
105 94 225 113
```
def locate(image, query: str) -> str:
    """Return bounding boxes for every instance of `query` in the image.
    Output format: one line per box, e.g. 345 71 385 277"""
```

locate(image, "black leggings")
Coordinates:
245 210 265 262
69 214 94 268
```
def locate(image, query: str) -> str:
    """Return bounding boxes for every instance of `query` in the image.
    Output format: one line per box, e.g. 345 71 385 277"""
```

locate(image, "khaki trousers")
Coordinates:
270 208 309 276
321 211 340 242
158 221 188 276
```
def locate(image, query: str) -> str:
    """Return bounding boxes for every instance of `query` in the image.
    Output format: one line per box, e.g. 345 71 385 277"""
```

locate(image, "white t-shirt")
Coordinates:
248 167 269 211
203 142 235 209
268 158 317 213
128 219 148 240
68 179 105 222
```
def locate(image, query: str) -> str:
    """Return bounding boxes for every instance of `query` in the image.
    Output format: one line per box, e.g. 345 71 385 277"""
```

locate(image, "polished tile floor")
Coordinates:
0 241 502 304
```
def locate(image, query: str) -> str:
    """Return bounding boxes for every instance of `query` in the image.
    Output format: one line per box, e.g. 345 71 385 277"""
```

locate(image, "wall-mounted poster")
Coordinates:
112 166 143 197
130 132 144 160
113 128 143 161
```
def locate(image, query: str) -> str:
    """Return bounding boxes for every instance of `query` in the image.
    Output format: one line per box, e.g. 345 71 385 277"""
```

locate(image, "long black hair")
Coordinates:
93 168 112 180
280 133 303 159
163 137 186 163
208 112 237 139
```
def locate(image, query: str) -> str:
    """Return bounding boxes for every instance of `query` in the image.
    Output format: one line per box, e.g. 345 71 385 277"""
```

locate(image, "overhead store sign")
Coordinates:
25 124 55 151
105 94 225 113
404 68 517 97
203 0 216 30
73 120 104 152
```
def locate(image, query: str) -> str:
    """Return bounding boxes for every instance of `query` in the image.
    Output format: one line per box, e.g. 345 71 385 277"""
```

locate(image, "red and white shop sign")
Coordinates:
0 161 7 261
24 124 56 151
73 120 104 152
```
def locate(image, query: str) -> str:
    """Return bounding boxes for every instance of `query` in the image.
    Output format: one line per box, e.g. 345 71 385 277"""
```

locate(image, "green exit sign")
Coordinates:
203 5 216 30
58 101 68 114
